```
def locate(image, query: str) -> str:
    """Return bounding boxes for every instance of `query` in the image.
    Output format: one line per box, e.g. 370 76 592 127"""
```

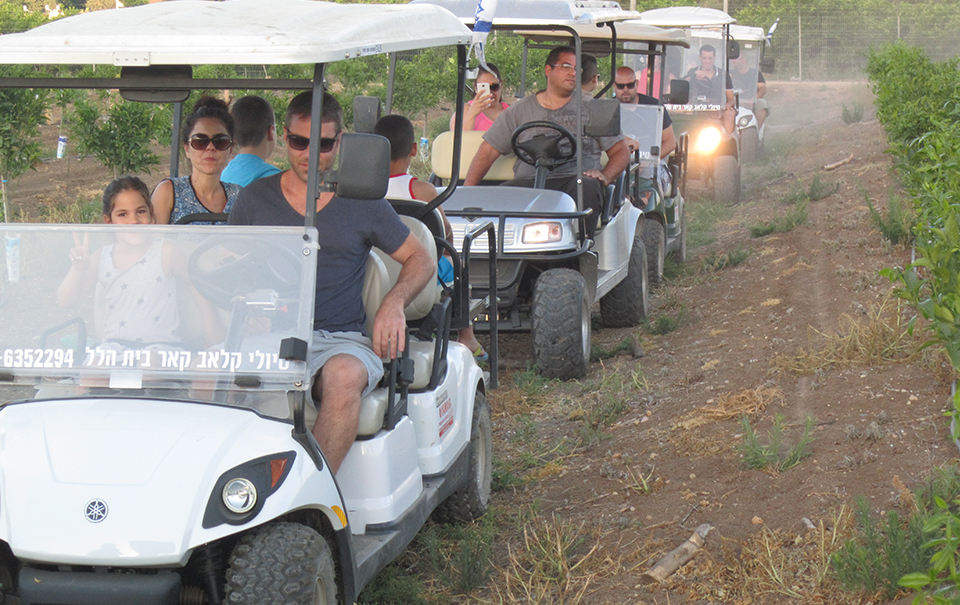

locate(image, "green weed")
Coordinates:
737 414 815 471
750 200 808 237
842 102 865 124
699 246 751 272
590 336 638 362
35 195 102 224
807 173 840 201
865 187 914 246
645 307 684 335
357 564 430 605
513 365 556 398
687 197 733 250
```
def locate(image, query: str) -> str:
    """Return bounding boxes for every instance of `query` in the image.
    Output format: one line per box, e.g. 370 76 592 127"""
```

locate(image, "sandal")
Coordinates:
472 346 489 363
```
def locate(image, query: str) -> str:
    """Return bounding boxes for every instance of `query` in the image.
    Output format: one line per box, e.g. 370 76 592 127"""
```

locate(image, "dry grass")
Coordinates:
672 386 783 431
772 295 923 374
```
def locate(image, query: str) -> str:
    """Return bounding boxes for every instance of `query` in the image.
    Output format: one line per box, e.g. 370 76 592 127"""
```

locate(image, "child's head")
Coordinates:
374 114 417 162
103 176 154 225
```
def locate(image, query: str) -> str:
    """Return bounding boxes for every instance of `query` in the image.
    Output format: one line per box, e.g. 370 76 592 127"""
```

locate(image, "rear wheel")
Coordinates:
642 219 666 287
532 269 590 379
225 522 338 605
713 155 740 205
740 128 760 163
600 228 649 328
434 391 492 523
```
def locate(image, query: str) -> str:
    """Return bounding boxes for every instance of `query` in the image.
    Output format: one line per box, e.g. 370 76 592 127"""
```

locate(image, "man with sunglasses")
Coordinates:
615 66 677 196
464 45 630 238
228 91 434 475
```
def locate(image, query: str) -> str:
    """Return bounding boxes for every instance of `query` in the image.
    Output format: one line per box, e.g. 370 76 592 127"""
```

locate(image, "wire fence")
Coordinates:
728 2 960 81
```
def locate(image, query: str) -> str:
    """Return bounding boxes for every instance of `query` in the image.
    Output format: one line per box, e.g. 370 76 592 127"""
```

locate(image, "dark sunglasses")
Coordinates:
286 133 339 153
188 134 233 151
484 82 501 92
615 80 638 90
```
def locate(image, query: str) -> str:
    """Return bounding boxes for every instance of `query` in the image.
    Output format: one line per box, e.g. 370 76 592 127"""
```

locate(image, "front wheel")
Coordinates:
532 269 591 379
600 228 649 328
433 391 492 523
713 155 740 205
740 127 760 163
225 523 339 605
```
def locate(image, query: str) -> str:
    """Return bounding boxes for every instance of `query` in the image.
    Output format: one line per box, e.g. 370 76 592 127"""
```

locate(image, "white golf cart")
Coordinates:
0 2 492 604
412 0 652 380
729 24 771 163
637 7 742 204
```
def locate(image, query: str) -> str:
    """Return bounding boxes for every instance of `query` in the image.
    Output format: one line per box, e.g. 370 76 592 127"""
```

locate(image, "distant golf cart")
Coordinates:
413 0 653 380
0 2 496 604
729 24 773 163
524 20 693 283
637 7 742 204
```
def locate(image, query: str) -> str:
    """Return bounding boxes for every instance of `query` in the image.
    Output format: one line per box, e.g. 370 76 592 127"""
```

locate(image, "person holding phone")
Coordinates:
449 63 508 131
151 96 242 225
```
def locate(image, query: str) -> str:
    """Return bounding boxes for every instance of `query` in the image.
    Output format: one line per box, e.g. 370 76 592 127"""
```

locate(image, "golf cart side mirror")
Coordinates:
584 99 620 137
353 96 382 134
727 38 740 60
666 80 689 105
760 57 776 74
323 133 390 200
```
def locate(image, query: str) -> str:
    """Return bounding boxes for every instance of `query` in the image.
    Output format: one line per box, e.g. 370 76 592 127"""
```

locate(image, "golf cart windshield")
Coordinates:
620 104 663 161
0 224 317 416
729 26 765 106
668 30 728 109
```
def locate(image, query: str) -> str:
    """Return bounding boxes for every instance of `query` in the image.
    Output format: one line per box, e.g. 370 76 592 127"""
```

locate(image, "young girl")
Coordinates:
58 176 217 348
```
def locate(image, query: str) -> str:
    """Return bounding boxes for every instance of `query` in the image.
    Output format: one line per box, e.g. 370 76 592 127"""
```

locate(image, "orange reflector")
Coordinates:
332 505 348 527
270 457 288 488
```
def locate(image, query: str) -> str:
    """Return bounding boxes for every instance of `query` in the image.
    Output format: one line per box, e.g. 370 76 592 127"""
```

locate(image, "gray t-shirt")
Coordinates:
228 173 410 335
483 93 623 180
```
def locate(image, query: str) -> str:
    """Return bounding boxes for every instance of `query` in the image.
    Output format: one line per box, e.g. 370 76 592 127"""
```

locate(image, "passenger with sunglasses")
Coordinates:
614 66 677 158
449 63 508 132
228 91 434 475
151 96 240 225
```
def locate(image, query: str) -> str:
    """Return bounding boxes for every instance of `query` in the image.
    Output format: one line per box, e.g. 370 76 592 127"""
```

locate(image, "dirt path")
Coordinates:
486 82 952 604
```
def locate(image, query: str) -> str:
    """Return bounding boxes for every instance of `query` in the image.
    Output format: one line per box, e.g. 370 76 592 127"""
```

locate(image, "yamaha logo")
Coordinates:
84 499 108 523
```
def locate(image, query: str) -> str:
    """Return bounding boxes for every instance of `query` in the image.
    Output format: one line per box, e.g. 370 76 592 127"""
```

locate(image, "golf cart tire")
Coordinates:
433 391 492 523
600 230 649 328
225 522 339 605
532 269 591 380
642 218 666 287
741 127 760 163
713 154 740 205
674 211 687 263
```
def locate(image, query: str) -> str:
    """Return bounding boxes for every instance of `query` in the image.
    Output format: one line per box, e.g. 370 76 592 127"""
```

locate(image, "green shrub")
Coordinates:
750 200 808 237
841 102 864 124
737 414 814 472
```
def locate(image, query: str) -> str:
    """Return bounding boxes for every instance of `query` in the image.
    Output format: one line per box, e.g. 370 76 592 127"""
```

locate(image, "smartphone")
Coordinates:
477 82 490 95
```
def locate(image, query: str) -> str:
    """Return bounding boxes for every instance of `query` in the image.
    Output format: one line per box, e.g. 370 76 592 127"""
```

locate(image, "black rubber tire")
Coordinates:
740 127 760 163
641 219 666 288
433 391 492 523
674 211 687 263
532 269 591 380
225 522 338 605
600 228 649 328
713 154 741 205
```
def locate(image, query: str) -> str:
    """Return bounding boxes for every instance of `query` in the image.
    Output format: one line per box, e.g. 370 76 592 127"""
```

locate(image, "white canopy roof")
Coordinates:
730 24 766 42
410 0 639 27
0 0 472 66
637 7 736 28
516 22 690 48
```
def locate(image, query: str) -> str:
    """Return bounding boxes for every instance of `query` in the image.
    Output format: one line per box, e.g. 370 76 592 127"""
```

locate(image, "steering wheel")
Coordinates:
510 121 577 169
188 235 303 309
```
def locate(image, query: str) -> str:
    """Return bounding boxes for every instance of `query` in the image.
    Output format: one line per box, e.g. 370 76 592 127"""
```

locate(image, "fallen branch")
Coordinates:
640 523 713 584
823 153 854 171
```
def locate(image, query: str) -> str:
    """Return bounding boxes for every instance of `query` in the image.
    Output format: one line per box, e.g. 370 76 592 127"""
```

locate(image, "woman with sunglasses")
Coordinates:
151 96 241 225
449 63 507 131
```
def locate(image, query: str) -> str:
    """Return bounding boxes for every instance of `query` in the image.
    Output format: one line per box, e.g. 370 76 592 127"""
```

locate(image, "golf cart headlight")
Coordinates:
522 222 562 244
737 114 751 128
694 127 722 154
222 478 257 514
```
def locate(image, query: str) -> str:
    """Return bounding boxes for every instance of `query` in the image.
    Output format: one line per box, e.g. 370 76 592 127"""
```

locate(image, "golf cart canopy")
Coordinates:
409 0 638 27
637 7 736 28
730 24 766 42
0 0 471 66
515 22 690 49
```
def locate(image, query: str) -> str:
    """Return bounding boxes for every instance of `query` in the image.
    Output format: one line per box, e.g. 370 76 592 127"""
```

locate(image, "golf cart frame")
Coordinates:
0 1 498 603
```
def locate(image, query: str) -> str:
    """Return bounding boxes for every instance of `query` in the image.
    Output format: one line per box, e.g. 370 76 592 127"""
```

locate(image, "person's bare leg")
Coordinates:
311 353 368 474
756 108 768 129
457 325 483 355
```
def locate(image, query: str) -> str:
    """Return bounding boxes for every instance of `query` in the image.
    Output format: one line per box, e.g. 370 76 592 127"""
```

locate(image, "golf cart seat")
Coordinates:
432 130 515 184
597 150 627 227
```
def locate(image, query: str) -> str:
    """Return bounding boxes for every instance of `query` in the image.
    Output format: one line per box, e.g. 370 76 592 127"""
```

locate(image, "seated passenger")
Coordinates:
374 114 488 362
221 94 282 187
684 44 735 133
614 65 676 194
57 176 220 349
581 53 599 94
449 63 508 132
464 46 630 238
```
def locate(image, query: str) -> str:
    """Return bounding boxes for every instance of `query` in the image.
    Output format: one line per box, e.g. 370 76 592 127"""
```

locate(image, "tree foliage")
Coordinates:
69 96 167 179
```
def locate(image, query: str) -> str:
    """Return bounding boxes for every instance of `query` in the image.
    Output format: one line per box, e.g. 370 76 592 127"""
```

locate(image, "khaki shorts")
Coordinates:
309 330 384 398
753 98 771 115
